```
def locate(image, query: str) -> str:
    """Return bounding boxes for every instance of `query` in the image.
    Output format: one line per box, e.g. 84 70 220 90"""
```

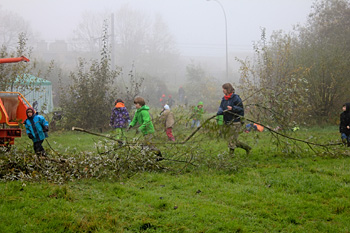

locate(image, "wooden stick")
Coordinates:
72 127 123 143
180 114 217 144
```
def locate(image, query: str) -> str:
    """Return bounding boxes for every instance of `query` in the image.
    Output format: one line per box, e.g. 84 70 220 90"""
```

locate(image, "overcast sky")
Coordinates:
1 0 315 57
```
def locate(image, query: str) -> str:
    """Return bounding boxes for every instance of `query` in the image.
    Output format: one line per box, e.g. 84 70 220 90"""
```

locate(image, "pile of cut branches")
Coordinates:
0 143 165 184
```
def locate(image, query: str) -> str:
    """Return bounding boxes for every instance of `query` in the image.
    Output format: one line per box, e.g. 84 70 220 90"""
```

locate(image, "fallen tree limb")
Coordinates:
227 112 342 148
72 127 123 143
72 112 342 148
179 110 342 148
179 114 217 144
39 156 67 163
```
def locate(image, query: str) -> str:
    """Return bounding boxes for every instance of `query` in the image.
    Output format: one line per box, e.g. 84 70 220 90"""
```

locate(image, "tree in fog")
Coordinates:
32 58 66 107
238 29 310 128
238 0 350 125
114 5 181 85
70 5 181 95
137 13 180 78
0 33 47 93
295 0 350 122
184 61 221 111
69 11 105 56
114 63 144 111
59 22 120 130
114 5 150 69
0 8 35 50
69 6 151 67
114 65 171 110
139 73 170 107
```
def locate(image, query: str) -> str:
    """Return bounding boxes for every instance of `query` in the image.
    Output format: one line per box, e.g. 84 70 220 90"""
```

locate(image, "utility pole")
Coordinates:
111 13 115 68
207 0 228 80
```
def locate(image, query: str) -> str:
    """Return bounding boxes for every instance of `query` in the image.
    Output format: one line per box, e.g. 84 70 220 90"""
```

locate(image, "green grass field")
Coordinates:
1 125 350 232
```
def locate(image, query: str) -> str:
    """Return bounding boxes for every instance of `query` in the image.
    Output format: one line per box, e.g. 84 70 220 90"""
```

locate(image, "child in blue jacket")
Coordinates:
24 107 49 156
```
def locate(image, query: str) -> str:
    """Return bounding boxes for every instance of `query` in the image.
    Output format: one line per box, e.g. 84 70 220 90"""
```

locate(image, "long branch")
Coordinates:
72 127 123 143
227 112 341 147
72 112 341 148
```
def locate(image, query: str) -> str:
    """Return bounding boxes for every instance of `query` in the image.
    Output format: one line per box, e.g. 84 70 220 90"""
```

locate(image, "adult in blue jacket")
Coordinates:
24 107 49 156
217 83 251 155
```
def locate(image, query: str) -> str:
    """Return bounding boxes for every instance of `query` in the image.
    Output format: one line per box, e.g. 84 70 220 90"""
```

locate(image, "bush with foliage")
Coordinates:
59 23 120 130
238 0 350 126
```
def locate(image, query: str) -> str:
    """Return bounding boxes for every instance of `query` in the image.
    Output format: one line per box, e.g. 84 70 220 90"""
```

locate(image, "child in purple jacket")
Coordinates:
110 99 130 140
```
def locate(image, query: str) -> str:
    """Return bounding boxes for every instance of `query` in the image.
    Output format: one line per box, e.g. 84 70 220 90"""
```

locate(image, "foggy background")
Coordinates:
2 0 348 130
1 0 313 54
1 0 313 82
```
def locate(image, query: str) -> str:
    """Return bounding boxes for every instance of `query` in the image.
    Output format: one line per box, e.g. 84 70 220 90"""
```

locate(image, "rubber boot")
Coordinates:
236 141 252 155
342 138 347 146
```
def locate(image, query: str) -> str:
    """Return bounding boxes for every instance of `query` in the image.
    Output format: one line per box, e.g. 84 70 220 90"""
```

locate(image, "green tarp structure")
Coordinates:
11 74 53 113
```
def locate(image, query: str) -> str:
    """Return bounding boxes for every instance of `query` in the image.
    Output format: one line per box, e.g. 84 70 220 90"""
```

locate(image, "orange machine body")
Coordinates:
0 56 31 147
0 92 31 146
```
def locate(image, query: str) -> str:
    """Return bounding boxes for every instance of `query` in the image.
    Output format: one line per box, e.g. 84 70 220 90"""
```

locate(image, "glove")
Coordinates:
43 126 49 132
28 134 34 139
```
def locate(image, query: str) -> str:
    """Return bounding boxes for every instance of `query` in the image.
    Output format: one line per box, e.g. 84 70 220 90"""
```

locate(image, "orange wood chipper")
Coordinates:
0 56 31 147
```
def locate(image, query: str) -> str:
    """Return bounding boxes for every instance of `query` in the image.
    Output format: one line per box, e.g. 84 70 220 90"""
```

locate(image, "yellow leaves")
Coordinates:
32 170 38 177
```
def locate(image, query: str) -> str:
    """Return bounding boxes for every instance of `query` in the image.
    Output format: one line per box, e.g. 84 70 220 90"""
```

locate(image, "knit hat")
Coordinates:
26 107 35 117
197 101 203 106
164 104 170 110
115 99 124 105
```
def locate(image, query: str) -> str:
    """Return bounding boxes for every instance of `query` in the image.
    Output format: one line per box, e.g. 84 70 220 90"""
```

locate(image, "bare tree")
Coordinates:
0 8 34 50
70 5 181 81
69 11 105 54
139 13 180 78
114 5 151 69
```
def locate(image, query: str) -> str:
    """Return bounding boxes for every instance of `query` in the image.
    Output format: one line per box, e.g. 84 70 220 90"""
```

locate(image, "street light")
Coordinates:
207 0 228 80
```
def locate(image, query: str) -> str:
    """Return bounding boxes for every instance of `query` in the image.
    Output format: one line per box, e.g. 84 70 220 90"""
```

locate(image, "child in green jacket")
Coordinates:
128 96 162 160
191 101 204 128
129 96 155 136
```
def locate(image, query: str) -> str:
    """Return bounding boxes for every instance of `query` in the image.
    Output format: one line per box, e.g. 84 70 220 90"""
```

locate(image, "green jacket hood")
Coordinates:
137 105 150 112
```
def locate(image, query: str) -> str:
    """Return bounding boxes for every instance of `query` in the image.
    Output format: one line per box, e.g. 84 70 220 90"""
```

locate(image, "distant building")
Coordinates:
49 40 68 52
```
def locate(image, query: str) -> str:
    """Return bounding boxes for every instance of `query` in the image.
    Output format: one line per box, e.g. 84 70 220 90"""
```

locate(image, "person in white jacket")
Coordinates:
160 104 175 141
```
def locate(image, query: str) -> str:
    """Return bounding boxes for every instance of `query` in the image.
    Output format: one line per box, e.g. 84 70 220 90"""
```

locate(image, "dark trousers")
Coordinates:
34 140 45 155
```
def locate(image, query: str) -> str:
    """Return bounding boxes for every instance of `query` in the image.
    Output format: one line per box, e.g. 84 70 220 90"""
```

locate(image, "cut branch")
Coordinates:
72 127 123 143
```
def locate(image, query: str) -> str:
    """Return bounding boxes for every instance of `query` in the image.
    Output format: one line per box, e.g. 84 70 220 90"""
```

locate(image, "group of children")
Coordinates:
110 97 176 143
23 95 350 157
109 97 206 143
109 96 166 160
